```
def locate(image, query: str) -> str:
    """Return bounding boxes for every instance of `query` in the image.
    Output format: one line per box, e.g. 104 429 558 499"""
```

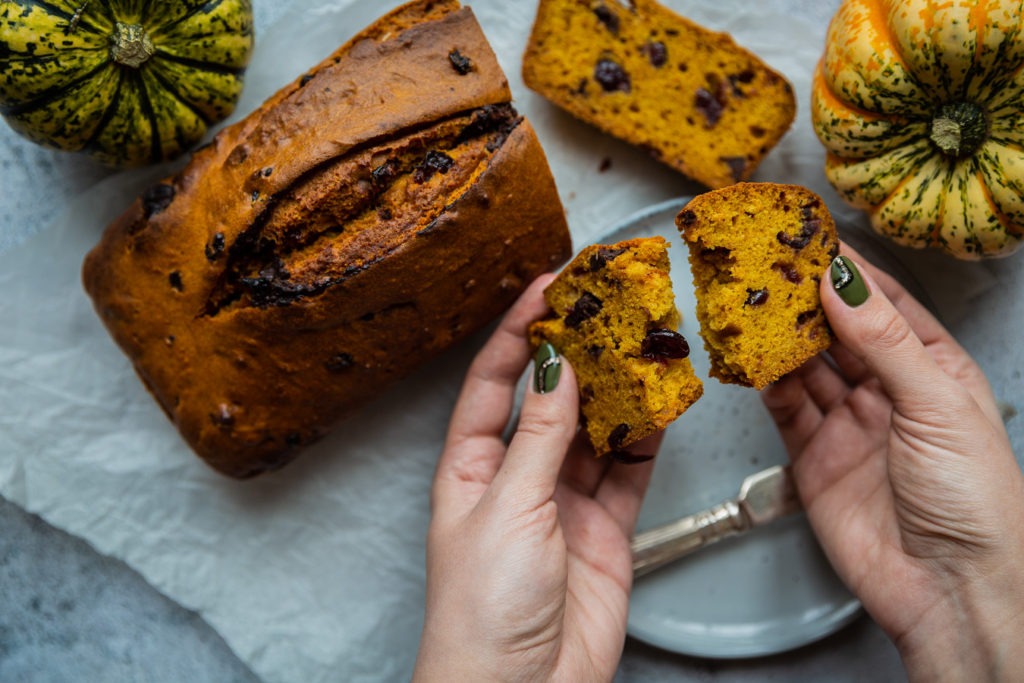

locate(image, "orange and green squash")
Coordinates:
812 0 1024 259
0 0 254 167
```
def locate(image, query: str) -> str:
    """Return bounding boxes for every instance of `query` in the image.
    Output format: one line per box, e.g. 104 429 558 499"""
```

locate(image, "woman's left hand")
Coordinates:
413 274 660 683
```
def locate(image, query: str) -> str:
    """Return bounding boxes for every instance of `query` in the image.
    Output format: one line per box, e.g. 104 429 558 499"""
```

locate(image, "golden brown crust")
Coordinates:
82 0 572 478
522 0 796 189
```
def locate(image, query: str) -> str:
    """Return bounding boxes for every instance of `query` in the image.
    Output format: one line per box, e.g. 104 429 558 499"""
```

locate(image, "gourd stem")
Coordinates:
110 22 155 69
929 101 988 158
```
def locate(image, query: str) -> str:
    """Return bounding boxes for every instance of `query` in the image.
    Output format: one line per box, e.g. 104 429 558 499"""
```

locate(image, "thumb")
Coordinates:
822 255 957 412
491 342 579 509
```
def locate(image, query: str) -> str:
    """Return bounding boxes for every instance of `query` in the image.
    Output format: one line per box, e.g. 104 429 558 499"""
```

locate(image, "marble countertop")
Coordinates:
2 1 1020 681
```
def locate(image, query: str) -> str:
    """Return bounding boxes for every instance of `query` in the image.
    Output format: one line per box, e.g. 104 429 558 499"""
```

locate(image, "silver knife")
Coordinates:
631 465 802 577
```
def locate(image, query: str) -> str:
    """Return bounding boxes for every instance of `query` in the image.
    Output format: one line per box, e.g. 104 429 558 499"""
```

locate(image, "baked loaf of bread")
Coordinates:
522 0 796 189
678 183 839 389
529 237 703 457
82 0 572 478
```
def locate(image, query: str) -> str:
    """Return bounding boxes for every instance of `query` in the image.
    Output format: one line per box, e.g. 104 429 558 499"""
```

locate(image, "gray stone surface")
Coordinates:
0 497 260 683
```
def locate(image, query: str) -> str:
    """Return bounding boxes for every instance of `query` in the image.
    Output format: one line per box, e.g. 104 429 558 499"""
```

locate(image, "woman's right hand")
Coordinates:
761 247 1024 681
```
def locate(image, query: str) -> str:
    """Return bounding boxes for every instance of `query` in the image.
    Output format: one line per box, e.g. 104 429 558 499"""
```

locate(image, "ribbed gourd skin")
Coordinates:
812 0 1024 260
0 0 254 167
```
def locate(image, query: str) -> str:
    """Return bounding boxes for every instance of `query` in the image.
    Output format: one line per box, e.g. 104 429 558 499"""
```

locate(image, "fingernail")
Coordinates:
533 342 562 394
830 255 869 307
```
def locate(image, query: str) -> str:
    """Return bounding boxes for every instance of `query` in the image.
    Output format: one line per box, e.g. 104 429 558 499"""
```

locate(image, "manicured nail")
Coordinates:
533 342 562 394
830 255 869 307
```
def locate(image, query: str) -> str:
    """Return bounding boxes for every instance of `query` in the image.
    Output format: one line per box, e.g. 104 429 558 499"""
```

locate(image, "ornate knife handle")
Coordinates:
631 500 749 577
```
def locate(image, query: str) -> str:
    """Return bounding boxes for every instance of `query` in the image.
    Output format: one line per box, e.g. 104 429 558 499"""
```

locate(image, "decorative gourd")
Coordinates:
0 0 254 167
812 0 1024 259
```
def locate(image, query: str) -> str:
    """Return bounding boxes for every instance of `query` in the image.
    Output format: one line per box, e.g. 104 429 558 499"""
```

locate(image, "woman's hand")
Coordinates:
413 274 659 683
762 248 1024 681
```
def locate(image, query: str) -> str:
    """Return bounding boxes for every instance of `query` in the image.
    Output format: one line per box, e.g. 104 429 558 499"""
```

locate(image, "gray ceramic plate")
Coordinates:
608 198 871 659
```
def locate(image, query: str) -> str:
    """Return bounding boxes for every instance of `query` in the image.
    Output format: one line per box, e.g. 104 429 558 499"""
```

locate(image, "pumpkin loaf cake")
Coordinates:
529 237 703 457
678 183 839 389
82 0 573 478
522 0 796 189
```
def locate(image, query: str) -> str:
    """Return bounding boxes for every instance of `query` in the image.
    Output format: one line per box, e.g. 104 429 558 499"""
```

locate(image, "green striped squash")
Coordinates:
812 0 1024 260
0 0 254 167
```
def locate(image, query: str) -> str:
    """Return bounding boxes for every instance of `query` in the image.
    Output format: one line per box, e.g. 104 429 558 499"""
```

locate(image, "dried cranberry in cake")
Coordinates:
413 150 455 183
588 246 627 271
593 4 620 34
744 288 768 306
448 49 472 74
205 233 226 261
608 423 631 449
796 310 819 327
695 87 724 127
371 160 398 186
564 292 603 328
777 221 819 250
325 353 354 372
641 328 690 360
772 261 803 284
643 40 668 67
594 58 631 92
142 183 176 218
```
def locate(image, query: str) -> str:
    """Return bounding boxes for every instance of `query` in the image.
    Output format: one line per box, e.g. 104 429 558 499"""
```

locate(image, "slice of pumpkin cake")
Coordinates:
677 183 839 389
522 0 796 189
529 237 703 457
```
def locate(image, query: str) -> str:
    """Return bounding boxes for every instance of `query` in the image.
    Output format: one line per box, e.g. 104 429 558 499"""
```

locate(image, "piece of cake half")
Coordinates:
529 237 703 457
678 183 839 389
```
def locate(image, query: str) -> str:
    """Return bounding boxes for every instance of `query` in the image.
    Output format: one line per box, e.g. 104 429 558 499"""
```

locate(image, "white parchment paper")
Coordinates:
0 1 998 681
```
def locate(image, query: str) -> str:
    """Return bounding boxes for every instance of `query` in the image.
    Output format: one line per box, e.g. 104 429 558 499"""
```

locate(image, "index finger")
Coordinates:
839 243 1001 422
433 274 555 504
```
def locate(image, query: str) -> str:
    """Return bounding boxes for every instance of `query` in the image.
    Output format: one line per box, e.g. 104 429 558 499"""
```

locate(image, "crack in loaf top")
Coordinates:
137 5 513 288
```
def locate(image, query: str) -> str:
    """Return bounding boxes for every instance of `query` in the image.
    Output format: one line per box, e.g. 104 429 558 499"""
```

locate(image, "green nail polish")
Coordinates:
534 342 562 394
830 255 869 307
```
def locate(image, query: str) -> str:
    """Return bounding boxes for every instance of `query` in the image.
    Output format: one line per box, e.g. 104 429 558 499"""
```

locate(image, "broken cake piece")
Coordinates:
677 182 839 389
529 237 703 457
